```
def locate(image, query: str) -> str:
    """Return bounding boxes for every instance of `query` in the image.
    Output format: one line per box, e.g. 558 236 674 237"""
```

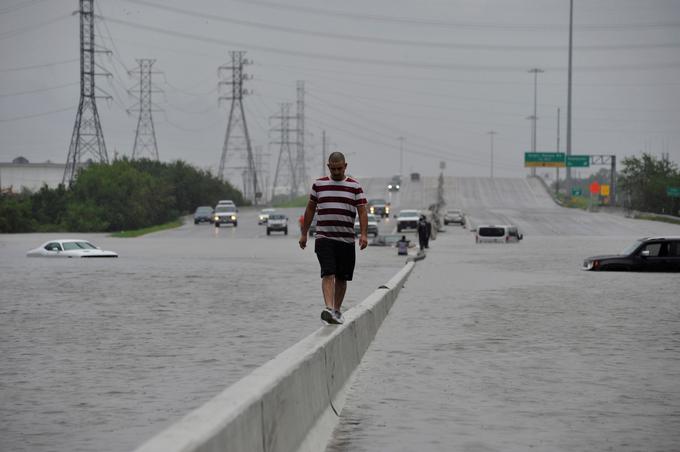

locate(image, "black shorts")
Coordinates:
314 238 356 281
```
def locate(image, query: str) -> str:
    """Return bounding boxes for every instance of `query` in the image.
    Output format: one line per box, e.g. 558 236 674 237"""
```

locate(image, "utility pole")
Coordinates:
270 102 298 200
63 0 110 186
528 68 544 178
218 51 259 205
487 130 497 179
566 0 574 197
296 81 307 196
397 136 405 176
556 107 561 196
129 59 161 160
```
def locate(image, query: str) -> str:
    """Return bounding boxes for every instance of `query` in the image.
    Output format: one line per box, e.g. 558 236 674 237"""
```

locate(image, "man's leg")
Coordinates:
333 278 347 311
322 275 335 309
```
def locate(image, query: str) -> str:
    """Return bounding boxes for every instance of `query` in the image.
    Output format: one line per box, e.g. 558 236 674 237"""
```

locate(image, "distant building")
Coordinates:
0 157 85 193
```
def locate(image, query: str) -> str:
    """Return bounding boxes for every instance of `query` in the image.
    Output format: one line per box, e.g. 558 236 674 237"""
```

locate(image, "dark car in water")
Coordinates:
193 206 214 224
583 236 680 272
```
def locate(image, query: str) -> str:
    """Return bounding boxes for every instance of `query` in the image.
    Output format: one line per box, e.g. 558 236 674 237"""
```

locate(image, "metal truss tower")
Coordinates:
271 103 298 200
218 51 260 204
129 59 161 160
63 0 110 186
295 81 308 195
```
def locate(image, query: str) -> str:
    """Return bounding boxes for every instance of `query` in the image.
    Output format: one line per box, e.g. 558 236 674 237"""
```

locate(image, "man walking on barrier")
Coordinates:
299 152 368 325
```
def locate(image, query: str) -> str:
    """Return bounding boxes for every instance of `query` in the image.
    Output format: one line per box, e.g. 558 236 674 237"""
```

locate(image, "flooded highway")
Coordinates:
2 176 680 452
0 206 405 452
327 177 680 452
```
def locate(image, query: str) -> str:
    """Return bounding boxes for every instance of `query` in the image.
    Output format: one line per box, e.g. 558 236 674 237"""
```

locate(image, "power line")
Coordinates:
0 13 71 40
100 16 680 73
0 106 72 123
227 0 680 31
118 0 680 52
0 82 78 98
0 58 78 73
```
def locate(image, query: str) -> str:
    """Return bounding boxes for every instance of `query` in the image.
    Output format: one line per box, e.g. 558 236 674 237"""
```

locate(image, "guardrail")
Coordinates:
134 262 416 452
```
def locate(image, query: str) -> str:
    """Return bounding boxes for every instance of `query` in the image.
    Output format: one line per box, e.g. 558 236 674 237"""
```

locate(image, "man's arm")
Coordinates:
299 199 317 249
357 204 368 250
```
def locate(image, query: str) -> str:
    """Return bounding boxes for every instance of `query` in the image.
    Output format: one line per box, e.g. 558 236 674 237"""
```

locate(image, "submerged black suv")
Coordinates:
583 236 680 272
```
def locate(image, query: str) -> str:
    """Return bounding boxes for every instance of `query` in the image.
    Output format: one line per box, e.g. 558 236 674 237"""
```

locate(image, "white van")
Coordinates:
475 225 523 243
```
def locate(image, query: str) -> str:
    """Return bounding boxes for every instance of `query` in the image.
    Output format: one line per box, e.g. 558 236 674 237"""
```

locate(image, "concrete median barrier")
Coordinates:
134 261 415 452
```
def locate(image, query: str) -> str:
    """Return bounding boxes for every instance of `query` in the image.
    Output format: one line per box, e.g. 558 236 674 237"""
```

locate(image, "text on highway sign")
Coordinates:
524 152 565 168
566 155 590 167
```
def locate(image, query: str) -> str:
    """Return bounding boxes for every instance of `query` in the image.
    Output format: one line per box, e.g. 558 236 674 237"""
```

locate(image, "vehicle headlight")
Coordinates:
385 207 390 213
388 184 393 189
231 215 237 220
214 216 219 221
396 184 400 189
370 206 375 213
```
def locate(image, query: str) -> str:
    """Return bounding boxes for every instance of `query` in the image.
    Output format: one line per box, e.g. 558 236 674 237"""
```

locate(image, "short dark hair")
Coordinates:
328 152 345 164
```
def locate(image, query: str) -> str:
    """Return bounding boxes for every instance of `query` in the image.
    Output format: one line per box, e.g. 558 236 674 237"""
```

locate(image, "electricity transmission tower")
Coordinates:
218 51 260 204
63 0 110 186
128 59 161 160
295 81 308 194
270 102 298 200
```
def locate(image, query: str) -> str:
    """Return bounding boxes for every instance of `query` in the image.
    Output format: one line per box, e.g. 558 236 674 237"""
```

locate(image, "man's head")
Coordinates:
327 152 347 181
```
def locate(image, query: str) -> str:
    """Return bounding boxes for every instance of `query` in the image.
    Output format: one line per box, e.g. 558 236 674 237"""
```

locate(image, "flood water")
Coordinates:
327 227 680 452
0 208 404 452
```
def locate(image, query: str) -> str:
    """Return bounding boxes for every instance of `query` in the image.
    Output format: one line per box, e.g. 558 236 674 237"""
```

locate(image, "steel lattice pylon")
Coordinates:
218 51 260 204
63 0 109 186
271 103 298 200
130 59 159 160
295 80 307 195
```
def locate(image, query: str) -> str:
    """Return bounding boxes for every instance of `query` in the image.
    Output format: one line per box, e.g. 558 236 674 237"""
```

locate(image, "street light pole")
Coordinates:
487 130 497 179
528 68 544 177
566 0 574 197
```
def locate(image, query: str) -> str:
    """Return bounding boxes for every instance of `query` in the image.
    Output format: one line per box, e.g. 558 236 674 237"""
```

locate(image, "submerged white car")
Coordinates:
27 239 118 258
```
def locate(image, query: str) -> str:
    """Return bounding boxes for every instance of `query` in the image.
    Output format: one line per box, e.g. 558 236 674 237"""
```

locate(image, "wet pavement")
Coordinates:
327 224 680 452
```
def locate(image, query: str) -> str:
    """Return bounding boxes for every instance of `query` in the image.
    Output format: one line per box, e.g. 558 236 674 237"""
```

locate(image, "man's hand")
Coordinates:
359 233 368 250
299 233 308 249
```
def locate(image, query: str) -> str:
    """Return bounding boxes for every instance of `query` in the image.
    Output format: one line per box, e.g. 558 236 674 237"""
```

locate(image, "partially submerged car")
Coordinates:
213 205 238 227
258 208 276 225
193 206 214 224
583 236 680 272
475 225 523 243
396 209 420 232
354 213 379 237
266 213 288 235
27 239 118 258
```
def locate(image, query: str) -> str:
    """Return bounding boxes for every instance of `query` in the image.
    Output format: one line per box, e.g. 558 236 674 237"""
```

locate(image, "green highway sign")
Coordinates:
525 152 565 168
667 187 680 198
566 155 590 168
572 187 582 196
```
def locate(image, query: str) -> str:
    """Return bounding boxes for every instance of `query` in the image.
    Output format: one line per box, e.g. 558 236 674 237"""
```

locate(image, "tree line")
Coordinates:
0 158 245 233
618 153 680 216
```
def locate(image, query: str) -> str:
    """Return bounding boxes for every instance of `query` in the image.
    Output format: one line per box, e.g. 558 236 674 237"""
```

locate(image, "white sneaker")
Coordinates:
332 310 344 324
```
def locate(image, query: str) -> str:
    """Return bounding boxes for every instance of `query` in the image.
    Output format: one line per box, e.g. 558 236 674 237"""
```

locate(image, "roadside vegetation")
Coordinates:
271 194 308 208
110 219 184 238
0 158 244 233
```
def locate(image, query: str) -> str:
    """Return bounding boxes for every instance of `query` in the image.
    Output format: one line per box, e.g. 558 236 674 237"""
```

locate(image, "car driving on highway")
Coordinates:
368 198 390 218
583 236 680 272
213 205 238 227
354 213 379 237
396 209 420 232
444 209 464 226
193 206 214 224
266 213 288 235
258 208 276 225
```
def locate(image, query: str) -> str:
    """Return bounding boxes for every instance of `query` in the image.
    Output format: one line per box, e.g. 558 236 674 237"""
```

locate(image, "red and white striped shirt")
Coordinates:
310 176 367 243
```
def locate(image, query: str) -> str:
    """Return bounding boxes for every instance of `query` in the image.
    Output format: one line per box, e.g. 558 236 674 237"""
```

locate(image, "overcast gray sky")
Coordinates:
1 0 679 188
